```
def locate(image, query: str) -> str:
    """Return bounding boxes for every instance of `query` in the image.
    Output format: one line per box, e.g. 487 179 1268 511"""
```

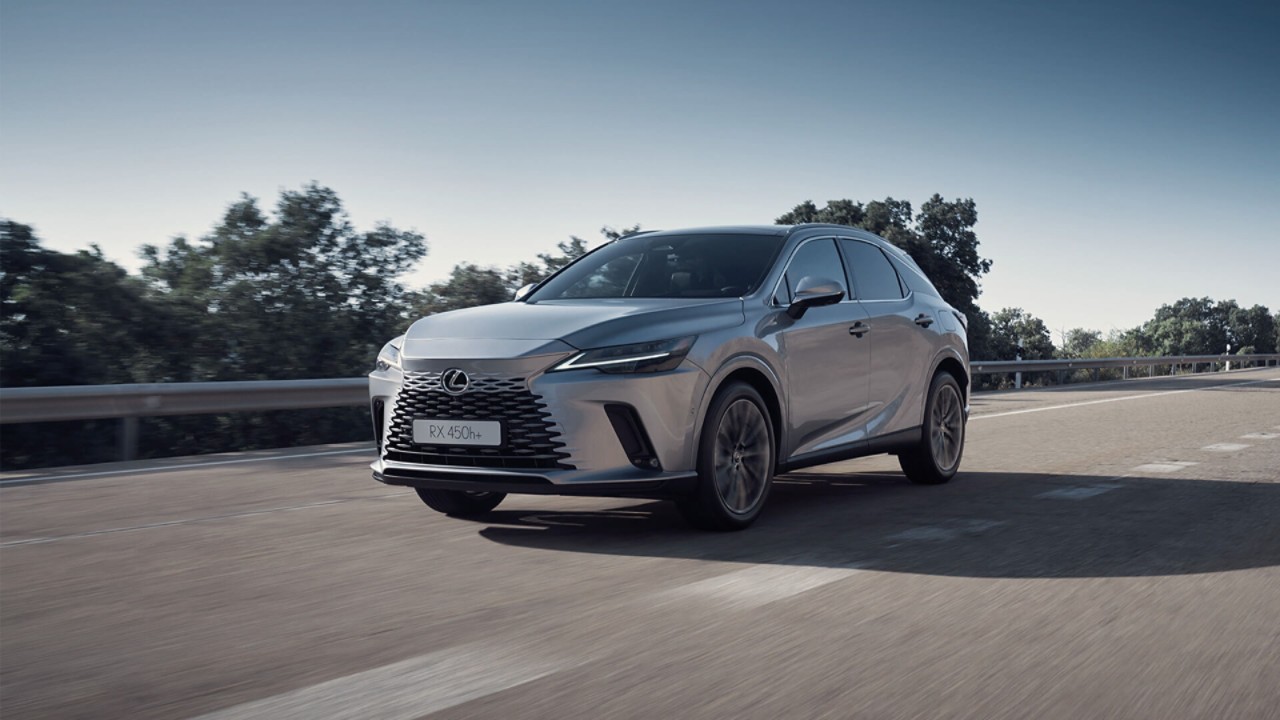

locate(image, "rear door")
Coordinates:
773 238 872 458
839 238 932 437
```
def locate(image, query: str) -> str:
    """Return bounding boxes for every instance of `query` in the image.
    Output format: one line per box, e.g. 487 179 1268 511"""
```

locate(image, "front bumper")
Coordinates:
369 356 710 497
373 467 698 498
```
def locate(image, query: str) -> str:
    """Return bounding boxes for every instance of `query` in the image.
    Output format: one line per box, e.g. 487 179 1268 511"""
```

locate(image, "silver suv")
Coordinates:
369 224 969 530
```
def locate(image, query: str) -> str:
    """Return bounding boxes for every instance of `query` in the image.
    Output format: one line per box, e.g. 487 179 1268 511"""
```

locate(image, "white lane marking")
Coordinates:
1202 443 1252 452
659 564 867 610
0 448 373 487
969 376 1279 421
1132 462 1198 473
1037 484 1125 500
1241 432 1279 440
0 493 411 547
886 519 1005 542
190 642 578 720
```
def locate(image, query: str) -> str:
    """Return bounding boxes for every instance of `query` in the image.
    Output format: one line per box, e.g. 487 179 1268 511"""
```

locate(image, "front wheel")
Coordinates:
899 371 965 485
415 488 506 517
678 382 776 531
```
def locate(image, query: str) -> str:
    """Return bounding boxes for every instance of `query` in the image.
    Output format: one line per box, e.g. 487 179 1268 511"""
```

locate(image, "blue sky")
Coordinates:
2 0 1277 337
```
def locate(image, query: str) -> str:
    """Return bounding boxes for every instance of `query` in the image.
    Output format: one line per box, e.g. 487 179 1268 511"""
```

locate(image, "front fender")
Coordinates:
690 351 786 469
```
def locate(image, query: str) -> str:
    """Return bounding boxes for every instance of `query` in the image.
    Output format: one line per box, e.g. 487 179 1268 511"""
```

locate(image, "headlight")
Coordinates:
376 335 404 372
551 336 695 374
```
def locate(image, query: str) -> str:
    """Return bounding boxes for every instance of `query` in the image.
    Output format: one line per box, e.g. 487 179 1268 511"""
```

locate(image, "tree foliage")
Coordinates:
1059 328 1103 358
2 221 166 388
986 307 1056 361
140 184 427 380
1134 297 1275 356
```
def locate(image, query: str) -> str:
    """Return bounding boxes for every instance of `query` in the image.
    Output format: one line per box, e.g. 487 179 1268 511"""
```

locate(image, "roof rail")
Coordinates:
617 229 660 240
789 222 862 231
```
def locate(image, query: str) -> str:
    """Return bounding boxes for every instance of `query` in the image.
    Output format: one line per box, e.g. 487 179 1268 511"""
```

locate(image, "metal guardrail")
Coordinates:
0 378 368 424
1 355 1276 460
971 353 1280 376
0 378 367 461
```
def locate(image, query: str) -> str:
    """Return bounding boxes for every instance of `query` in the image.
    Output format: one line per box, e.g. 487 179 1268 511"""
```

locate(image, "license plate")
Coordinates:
413 419 502 447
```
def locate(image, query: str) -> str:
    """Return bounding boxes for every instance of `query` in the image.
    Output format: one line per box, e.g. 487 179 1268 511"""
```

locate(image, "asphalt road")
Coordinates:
3 369 1279 719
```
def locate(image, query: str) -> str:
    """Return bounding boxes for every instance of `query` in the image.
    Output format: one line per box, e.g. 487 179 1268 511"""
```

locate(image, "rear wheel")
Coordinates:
678 382 775 531
415 488 506 517
899 371 965 485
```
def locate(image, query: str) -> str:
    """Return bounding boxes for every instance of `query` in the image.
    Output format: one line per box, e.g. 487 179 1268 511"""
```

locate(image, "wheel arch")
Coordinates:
931 351 970 405
695 355 785 465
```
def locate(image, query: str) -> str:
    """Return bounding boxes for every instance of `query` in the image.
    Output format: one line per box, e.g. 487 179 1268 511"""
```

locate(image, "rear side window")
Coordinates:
777 239 846 303
889 255 941 299
840 239 905 301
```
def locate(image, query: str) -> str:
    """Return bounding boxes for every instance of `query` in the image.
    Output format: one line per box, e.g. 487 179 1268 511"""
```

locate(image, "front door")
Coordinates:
773 238 872 458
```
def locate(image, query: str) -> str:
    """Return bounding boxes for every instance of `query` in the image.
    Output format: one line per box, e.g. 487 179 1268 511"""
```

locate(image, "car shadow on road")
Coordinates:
474 470 1280 579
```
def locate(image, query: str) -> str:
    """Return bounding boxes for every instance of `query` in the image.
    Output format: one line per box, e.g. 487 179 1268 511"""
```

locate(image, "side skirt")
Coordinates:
777 426 922 474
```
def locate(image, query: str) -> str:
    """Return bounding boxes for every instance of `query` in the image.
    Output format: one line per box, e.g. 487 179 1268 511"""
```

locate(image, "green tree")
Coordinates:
1227 304 1276 354
988 307 1056 361
140 184 427 380
1 220 166 387
1140 297 1236 356
1059 328 1103 358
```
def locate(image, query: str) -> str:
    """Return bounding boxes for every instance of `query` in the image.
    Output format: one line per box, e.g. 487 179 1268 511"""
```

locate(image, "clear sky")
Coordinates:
2 0 1277 337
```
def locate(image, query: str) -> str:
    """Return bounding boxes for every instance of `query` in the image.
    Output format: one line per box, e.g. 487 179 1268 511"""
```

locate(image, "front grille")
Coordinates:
385 371 574 470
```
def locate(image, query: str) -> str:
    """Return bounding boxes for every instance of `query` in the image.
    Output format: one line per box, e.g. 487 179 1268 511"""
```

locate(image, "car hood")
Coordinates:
402 298 745 359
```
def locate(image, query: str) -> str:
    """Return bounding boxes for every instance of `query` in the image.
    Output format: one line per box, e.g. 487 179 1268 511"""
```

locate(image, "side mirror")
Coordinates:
786 276 845 319
513 283 538 301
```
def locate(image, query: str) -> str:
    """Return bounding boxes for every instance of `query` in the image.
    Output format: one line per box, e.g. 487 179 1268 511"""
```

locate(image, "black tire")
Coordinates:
899 371 965 485
415 488 506 517
678 381 776 531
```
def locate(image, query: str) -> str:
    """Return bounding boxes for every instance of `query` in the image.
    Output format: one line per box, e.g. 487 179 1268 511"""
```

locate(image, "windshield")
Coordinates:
528 233 782 301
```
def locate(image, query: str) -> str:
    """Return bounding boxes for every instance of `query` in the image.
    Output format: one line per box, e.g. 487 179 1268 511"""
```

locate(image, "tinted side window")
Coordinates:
888 255 941 298
840 239 904 301
778 239 846 303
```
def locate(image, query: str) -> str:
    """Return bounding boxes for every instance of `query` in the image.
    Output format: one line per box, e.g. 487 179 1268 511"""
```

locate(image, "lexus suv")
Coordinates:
369 224 969 530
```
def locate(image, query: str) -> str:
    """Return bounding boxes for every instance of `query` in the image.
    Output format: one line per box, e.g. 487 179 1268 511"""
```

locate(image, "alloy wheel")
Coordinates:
713 398 772 515
930 383 964 471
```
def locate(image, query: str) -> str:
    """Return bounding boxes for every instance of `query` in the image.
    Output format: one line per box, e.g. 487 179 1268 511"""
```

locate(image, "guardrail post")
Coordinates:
1123 365 1128 380
120 417 139 462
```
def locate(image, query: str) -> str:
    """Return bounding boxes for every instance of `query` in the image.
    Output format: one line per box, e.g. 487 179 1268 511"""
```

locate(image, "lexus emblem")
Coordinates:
440 368 470 395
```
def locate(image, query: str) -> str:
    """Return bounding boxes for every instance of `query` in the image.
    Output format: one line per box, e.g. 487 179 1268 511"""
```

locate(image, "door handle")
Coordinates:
914 313 934 328
849 321 870 337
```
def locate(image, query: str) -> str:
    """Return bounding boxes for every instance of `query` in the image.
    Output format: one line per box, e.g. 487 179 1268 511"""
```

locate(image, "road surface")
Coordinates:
2 368 1279 719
